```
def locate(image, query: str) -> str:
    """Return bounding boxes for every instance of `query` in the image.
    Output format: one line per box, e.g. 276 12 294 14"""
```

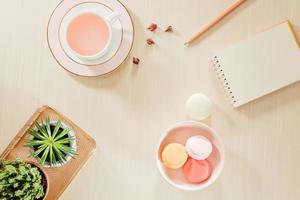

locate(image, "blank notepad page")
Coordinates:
214 21 300 107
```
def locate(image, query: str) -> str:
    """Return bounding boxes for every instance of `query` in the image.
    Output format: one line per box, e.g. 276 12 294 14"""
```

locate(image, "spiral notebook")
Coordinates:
213 21 300 107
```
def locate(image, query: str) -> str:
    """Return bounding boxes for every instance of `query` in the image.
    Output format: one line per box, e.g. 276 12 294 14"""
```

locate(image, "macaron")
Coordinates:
185 136 213 160
183 157 212 183
186 93 213 121
161 143 188 169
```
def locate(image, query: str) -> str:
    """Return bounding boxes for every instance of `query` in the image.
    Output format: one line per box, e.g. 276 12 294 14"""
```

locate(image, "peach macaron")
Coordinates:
162 143 188 169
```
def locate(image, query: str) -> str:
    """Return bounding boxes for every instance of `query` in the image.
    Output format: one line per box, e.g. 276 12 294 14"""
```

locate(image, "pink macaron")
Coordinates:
183 157 212 183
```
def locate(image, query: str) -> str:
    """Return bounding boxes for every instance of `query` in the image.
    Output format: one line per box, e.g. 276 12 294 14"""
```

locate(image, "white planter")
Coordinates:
32 120 77 168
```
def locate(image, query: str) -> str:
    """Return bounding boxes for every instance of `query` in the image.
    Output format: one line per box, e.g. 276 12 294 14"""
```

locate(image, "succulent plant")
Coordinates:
0 159 45 200
25 117 77 167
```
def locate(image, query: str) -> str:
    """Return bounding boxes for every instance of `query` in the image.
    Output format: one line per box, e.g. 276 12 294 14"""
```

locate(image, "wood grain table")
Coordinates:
0 0 300 199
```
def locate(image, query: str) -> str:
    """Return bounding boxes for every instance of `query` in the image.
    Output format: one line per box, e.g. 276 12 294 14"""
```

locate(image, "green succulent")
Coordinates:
0 159 45 200
25 116 77 167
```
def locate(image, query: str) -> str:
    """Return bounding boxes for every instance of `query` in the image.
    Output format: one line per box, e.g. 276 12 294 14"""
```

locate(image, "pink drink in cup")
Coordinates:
66 11 120 60
67 13 109 57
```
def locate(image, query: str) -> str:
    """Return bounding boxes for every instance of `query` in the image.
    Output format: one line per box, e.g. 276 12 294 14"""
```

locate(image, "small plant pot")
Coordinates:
31 120 77 168
2 106 95 200
26 161 49 200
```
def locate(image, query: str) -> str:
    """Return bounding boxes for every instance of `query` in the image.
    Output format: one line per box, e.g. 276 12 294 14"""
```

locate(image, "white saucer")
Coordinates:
59 2 123 66
47 0 134 76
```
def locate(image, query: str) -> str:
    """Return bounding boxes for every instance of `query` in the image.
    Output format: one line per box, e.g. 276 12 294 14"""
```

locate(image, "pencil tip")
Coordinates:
184 42 189 46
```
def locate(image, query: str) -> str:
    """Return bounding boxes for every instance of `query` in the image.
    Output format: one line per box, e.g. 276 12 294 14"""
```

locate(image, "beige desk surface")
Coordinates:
0 0 300 199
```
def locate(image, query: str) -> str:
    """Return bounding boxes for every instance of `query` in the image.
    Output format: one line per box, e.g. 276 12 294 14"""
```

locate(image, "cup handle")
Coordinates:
106 11 121 25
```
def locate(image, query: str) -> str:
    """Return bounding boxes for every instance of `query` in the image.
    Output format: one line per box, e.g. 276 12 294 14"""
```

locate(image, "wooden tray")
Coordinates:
1 105 96 200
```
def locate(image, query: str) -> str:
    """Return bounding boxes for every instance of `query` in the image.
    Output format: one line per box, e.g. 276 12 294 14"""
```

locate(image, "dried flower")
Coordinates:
147 23 158 32
146 38 155 45
164 25 173 32
133 57 140 65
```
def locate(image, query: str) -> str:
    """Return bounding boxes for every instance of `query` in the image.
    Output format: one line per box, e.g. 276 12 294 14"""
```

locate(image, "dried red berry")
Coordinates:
146 38 155 45
133 57 140 65
147 23 158 32
164 25 173 32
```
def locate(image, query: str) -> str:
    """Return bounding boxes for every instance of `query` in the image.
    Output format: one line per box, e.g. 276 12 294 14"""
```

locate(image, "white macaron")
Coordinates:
185 136 213 160
186 93 213 121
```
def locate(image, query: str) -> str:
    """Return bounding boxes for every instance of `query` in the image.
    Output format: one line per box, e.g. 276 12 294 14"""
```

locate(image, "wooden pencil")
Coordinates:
185 0 247 46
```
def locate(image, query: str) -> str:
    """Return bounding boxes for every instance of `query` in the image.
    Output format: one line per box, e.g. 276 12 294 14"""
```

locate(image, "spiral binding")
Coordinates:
212 56 237 105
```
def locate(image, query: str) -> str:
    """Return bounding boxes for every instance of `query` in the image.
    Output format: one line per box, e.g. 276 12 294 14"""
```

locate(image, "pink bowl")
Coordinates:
156 121 225 191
